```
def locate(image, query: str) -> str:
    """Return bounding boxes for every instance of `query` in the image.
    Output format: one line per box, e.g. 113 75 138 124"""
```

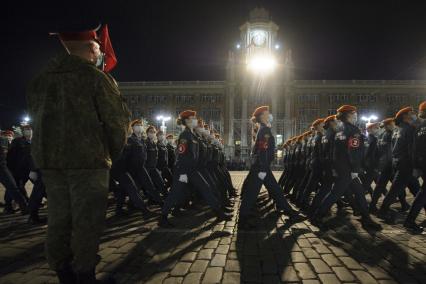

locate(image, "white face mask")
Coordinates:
195 127 204 135
6 136 13 143
158 135 165 141
187 119 197 129
148 133 156 140
23 129 33 139
167 139 174 145
268 114 273 123
132 125 143 134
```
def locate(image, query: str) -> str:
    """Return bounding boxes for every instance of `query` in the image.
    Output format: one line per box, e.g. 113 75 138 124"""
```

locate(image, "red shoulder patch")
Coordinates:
257 140 268 151
178 143 187 154
348 137 360 148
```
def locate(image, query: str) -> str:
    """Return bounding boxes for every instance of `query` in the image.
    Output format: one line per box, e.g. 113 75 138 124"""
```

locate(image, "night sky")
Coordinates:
1 0 426 128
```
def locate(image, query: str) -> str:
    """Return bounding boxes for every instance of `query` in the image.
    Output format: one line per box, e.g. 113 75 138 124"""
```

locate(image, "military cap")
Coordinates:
337 105 357 113
156 130 164 136
215 134 220 139
252 106 269 117
324 115 336 124
130 119 142 127
1 130 14 137
166 134 174 139
366 122 380 130
203 124 210 130
179 110 196 120
381 118 394 125
146 125 157 133
312 118 324 127
297 135 304 141
419 101 426 112
395 106 413 120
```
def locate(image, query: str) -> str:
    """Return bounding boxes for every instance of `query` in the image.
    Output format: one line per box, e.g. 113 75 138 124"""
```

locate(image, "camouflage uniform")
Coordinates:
27 53 130 273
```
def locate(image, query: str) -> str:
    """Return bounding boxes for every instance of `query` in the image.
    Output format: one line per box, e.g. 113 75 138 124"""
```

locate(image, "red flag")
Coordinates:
98 24 117 72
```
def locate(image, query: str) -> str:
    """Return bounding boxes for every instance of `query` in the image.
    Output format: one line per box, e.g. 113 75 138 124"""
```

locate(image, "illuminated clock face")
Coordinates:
252 30 267 46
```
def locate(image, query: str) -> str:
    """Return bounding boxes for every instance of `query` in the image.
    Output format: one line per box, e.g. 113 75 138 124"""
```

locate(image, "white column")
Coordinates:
241 93 248 147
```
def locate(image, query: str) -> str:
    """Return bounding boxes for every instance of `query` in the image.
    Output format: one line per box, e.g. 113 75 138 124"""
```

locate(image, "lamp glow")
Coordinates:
247 55 277 73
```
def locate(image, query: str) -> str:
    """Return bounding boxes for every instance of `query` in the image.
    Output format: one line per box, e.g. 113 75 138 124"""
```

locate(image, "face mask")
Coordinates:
96 52 105 69
411 114 418 122
132 125 143 134
167 139 174 145
189 119 198 129
6 136 13 143
158 135 165 141
268 114 273 123
23 129 33 139
148 133 156 139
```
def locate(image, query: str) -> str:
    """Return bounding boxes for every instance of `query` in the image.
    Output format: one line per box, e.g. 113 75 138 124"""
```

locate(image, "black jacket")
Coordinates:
7 137 36 178
413 119 426 170
175 128 199 174
333 122 364 174
391 122 415 169
377 129 393 171
364 134 379 171
156 141 168 169
145 138 158 169
166 143 176 169
251 123 275 171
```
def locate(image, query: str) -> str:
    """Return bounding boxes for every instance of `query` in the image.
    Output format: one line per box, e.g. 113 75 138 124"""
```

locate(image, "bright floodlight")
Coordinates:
23 116 30 123
236 43 241 49
361 116 368 121
247 55 277 74
370 115 378 121
156 115 163 121
163 116 171 122
274 44 280 49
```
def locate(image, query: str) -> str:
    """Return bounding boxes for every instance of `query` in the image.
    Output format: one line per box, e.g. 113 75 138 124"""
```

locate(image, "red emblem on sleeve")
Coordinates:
257 139 268 151
348 137 360 148
178 143 187 154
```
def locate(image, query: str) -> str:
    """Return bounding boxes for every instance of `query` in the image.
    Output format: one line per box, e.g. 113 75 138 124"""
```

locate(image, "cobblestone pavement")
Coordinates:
0 172 425 284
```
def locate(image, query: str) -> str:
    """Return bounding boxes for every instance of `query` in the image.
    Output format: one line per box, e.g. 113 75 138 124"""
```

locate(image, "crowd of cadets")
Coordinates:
1 102 425 233
278 102 426 233
0 110 237 228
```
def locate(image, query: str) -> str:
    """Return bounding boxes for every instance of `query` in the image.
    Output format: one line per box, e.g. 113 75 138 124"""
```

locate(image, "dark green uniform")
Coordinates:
27 54 130 273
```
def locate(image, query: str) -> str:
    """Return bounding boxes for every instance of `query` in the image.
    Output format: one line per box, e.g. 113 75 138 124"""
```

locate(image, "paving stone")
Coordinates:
190 260 209 273
302 248 321 259
332 266 356 282
294 263 316 279
181 252 197 262
222 272 241 284
309 259 332 273
321 253 342 267
163 277 184 284
291 251 307 262
183 272 203 284
225 259 241 272
302 280 321 284
280 265 300 282
170 262 191 276
318 273 341 284
216 244 230 254
210 254 226 267
202 267 223 283
352 270 378 284
204 240 219 249
339 257 364 270
198 249 214 260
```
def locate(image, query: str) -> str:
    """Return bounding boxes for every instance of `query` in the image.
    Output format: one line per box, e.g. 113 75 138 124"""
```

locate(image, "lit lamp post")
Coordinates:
156 115 171 135
361 114 378 123
22 115 30 125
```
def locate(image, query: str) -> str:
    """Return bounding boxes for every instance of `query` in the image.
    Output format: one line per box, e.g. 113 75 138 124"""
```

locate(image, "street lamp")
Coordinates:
156 115 171 134
22 115 30 125
361 114 378 123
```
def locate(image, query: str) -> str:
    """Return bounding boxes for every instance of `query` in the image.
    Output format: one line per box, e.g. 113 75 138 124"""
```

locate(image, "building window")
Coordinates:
297 94 318 104
386 94 404 104
327 109 336 116
201 94 222 104
201 108 221 121
145 95 167 104
176 95 195 104
298 108 319 121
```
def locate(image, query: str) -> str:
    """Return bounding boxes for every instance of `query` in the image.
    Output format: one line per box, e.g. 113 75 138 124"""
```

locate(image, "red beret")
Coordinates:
419 101 426 112
366 122 380 130
1 130 14 137
312 118 324 127
381 118 394 125
58 30 99 43
130 119 142 127
324 115 336 124
395 107 413 120
303 131 312 137
146 125 156 133
166 134 174 139
156 130 164 136
179 110 196 120
297 135 304 142
252 106 269 117
337 105 357 113
203 124 210 130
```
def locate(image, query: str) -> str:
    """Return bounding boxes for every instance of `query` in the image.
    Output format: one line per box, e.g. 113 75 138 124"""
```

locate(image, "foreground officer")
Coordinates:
312 105 381 230
403 101 426 233
27 25 130 283
362 122 380 196
239 106 300 229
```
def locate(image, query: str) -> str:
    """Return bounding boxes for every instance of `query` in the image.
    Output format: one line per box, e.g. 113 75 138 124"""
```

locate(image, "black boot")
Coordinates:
19 201 28 215
76 269 115 284
158 215 174 228
56 265 76 284
404 220 424 234
399 201 410 212
28 212 47 225
3 205 14 215
215 210 233 221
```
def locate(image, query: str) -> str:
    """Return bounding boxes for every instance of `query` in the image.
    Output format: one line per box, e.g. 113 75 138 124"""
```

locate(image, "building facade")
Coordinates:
119 8 426 160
